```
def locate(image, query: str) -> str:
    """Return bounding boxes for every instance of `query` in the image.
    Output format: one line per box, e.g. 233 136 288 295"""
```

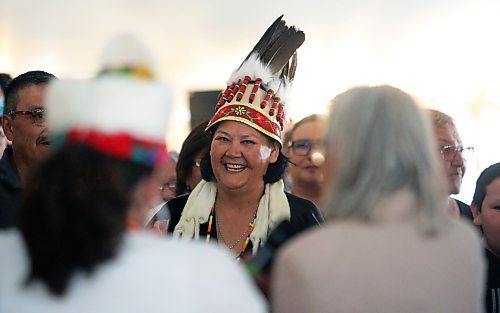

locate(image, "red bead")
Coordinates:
236 85 247 101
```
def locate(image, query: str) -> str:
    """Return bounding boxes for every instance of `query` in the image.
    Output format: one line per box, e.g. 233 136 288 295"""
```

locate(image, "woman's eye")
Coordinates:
242 140 255 145
215 136 230 142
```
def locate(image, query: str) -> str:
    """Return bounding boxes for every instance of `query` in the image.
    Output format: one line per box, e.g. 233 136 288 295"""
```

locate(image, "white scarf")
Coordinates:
173 179 291 254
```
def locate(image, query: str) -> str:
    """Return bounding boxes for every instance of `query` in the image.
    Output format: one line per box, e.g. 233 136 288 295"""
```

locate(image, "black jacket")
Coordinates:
0 146 22 229
455 198 473 222
484 248 500 313
166 191 323 234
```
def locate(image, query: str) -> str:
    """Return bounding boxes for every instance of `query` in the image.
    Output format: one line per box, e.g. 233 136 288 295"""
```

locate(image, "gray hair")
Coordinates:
323 85 448 235
427 109 456 130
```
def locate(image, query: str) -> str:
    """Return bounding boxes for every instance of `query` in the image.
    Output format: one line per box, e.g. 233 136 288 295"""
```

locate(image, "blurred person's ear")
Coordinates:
127 172 163 229
282 142 290 156
2 115 14 141
470 203 482 226
269 141 280 164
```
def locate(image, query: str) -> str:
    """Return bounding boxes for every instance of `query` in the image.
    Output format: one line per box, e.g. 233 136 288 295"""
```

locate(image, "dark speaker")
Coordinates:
189 90 221 129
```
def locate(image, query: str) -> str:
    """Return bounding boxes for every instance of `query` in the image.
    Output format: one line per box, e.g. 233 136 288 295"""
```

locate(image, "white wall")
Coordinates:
1 0 499 202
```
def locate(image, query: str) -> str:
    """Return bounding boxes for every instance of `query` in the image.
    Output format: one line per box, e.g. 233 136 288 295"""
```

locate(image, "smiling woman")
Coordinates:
165 16 322 261
210 122 279 192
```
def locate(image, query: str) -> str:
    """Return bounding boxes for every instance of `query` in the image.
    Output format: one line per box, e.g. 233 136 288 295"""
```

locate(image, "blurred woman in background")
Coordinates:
175 120 210 196
272 85 485 313
283 114 327 208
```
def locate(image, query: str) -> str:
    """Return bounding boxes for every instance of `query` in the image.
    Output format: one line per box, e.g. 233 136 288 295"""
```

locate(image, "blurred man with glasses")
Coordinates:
428 109 474 221
0 71 56 229
283 114 327 208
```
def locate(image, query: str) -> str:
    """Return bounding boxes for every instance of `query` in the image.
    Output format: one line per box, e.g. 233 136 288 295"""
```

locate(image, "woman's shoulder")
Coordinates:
167 193 190 210
166 194 190 232
285 192 324 225
445 217 484 252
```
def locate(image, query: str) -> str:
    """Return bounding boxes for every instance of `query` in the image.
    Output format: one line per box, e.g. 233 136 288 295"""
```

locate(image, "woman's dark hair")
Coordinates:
176 120 211 194
200 123 288 184
18 144 153 296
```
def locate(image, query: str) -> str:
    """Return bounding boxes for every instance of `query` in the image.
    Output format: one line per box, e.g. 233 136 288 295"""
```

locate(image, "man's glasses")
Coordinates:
439 145 474 161
288 139 323 156
7 108 46 126
159 180 177 192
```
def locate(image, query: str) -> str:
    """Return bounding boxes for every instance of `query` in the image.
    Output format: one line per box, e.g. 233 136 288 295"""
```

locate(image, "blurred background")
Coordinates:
1 0 499 202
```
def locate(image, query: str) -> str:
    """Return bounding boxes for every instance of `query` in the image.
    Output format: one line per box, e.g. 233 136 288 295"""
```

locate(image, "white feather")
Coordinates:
227 52 293 102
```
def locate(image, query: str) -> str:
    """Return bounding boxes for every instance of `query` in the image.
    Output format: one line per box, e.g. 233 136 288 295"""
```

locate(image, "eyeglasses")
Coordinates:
288 139 323 156
159 180 177 192
7 108 46 126
439 145 474 161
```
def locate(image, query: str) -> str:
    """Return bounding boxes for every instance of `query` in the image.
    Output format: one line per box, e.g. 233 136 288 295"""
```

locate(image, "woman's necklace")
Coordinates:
205 206 257 259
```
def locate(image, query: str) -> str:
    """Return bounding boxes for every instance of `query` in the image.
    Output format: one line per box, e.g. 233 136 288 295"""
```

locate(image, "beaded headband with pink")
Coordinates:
206 15 305 145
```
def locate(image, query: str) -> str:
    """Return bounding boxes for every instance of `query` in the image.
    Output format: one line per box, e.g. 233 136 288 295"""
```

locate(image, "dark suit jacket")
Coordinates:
0 146 22 229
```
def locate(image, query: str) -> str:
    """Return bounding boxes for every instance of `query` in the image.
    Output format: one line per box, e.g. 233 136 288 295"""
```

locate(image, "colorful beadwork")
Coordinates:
98 66 154 80
269 97 280 116
277 104 285 130
235 76 251 101
206 73 288 144
248 78 262 104
59 129 168 167
260 89 274 109
206 207 214 242
205 206 258 260
227 83 240 102
208 104 281 141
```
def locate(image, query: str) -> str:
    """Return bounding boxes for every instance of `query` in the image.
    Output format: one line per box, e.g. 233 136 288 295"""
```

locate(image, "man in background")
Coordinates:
0 70 56 229
428 109 474 221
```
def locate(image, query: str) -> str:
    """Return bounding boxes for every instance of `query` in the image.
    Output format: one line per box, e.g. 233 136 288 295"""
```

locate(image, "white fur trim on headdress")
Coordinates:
46 78 171 144
227 53 291 101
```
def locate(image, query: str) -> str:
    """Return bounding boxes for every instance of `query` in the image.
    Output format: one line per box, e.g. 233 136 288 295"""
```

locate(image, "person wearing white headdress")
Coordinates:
272 86 485 313
0 34 266 313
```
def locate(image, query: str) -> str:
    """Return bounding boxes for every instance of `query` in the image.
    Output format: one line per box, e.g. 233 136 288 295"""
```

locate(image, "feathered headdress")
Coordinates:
206 15 305 145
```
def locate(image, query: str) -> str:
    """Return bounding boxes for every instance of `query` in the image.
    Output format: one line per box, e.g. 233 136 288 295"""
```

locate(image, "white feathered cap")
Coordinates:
46 33 171 166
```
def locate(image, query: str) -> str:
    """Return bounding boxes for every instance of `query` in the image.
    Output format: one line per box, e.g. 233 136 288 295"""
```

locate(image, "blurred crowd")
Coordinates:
0 17 498 313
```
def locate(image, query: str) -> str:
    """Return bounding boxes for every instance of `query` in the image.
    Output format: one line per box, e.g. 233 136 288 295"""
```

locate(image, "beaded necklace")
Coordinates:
206 206 257 260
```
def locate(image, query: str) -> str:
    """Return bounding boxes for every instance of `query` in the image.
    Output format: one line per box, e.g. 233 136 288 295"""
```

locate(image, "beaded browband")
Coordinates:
209 75 286 143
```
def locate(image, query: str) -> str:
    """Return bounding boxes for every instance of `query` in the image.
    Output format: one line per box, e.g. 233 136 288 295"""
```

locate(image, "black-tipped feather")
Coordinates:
239 15 304 80
263 28 304 74
288 52 298 80
279 52 298 82
240 15 286 67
